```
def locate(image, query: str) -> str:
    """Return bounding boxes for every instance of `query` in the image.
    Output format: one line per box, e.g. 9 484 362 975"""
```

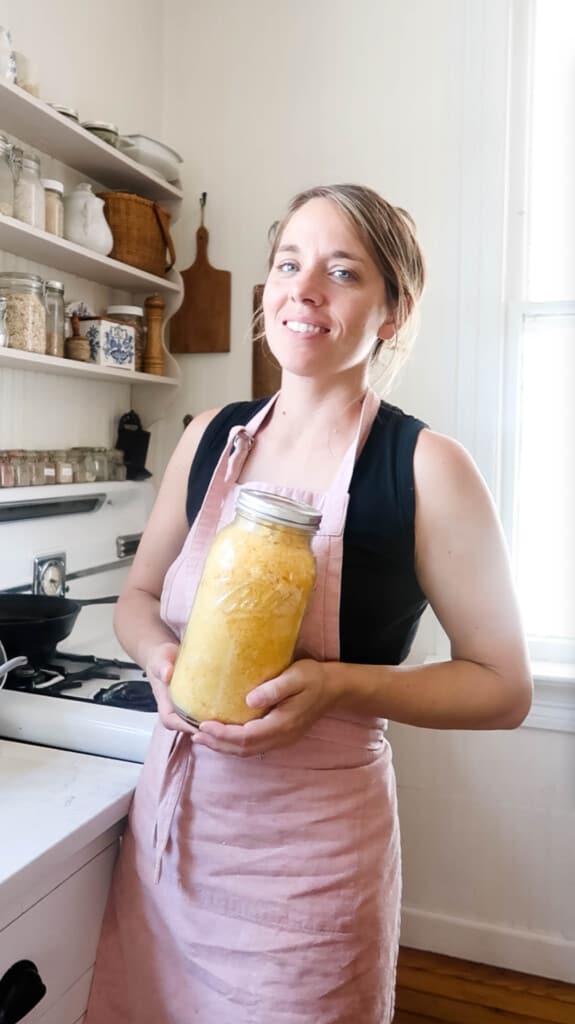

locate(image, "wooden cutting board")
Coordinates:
169 225 231 353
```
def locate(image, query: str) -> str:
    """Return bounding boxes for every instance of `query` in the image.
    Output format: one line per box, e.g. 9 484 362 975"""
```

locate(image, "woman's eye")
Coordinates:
331 267 356 282
276 260 298 273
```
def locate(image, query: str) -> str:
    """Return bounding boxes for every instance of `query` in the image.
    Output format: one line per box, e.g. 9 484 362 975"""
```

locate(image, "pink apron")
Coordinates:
86 389 401 1024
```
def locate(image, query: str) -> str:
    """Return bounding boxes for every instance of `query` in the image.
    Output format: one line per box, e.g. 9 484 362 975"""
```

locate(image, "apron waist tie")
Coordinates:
153 731 193 884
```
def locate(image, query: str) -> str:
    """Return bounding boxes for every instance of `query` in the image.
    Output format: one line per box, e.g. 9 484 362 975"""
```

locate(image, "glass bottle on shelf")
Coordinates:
42 179 64 237
0 134 14 217
13 151 45 230
45 280 65 357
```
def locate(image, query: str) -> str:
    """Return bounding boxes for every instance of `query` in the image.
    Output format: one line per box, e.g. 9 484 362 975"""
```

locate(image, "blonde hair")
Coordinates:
263 183 426 393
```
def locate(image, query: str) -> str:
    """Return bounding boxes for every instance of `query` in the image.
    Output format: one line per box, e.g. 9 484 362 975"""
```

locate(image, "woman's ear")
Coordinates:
376 316 397 342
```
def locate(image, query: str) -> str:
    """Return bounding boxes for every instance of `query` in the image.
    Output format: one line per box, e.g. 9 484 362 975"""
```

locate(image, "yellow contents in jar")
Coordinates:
169 514 317 725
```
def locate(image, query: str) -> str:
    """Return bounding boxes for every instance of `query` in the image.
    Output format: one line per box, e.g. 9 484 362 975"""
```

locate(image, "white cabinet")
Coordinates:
0 78 183 426
0 839 119 1023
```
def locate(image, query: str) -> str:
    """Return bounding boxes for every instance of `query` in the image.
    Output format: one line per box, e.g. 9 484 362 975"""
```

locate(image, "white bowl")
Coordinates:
118 135 182 182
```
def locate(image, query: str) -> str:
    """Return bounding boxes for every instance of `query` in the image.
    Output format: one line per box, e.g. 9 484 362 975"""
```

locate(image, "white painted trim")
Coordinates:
400 905 575 984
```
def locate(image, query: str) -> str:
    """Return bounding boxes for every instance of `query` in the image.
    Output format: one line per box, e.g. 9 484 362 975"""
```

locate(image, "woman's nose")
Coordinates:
290 266 324 305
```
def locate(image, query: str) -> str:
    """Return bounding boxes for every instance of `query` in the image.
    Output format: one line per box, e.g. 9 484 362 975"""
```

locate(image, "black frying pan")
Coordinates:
0 594 118 666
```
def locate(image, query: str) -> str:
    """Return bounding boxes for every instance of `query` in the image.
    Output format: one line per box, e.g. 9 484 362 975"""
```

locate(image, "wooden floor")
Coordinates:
393 948 575 1023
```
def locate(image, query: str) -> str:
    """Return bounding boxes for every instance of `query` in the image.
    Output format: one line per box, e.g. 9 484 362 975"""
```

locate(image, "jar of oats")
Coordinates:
0 272 46 353
169 489 321 726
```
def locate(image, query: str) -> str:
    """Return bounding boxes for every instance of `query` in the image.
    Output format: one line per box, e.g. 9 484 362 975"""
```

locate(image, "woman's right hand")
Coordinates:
145 641 197 734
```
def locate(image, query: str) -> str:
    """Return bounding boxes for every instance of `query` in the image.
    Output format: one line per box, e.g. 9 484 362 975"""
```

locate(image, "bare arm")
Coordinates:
329 429 533 728
114 407 221 670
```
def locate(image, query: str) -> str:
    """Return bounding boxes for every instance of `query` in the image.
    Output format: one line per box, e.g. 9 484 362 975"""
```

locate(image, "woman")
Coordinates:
86 184 532 1024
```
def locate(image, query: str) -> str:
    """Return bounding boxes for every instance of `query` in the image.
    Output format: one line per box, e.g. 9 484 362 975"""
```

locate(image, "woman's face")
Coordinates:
263 197 394 380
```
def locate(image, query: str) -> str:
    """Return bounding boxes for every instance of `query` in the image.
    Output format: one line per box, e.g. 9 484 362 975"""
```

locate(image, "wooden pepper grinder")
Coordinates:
143 294 165 375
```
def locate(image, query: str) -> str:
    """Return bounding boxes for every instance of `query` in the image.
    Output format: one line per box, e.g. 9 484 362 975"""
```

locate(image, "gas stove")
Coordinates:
0 481 158 762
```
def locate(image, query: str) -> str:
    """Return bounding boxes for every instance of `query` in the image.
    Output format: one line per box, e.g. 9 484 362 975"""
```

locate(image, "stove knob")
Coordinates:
33 554 66 597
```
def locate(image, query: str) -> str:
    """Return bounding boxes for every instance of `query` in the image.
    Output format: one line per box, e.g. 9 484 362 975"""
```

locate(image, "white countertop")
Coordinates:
0 739 140 924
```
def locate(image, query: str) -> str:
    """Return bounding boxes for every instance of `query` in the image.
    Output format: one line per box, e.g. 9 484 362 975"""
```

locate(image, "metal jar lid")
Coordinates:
106 304 144 318
236 488 322 532
45 280 65 293
48 104 80 121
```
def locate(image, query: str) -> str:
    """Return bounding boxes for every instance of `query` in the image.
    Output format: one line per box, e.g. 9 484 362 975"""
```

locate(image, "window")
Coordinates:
502 0 575 667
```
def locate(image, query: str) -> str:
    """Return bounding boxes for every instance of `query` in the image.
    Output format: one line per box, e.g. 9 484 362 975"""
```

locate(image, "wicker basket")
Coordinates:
99 192 176 277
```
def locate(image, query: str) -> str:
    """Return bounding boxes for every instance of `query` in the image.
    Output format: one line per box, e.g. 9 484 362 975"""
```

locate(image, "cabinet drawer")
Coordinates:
35 969 92 1024
0 842 118 1022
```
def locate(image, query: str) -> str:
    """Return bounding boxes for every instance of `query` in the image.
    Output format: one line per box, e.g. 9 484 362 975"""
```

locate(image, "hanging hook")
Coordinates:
199 191 207 227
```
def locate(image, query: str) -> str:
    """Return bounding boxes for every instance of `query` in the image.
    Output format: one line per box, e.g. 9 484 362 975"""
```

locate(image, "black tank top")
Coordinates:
186 398 428 666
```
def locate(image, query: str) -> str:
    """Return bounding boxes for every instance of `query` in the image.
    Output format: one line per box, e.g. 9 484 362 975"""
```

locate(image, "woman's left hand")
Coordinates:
193 659 338 757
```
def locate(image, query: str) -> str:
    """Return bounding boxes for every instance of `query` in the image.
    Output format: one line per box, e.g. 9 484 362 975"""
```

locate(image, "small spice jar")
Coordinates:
40 452 56 486
53 450 74 484
106 305 146 371
45 280 65 357
0 134 15 217
7 450 31 487
169 489 321 725
0 453 15 488
26 451 46 486
13 151 45 229
91 447 109 481
107 448 127 481
0 272 46 353
42 179 64 237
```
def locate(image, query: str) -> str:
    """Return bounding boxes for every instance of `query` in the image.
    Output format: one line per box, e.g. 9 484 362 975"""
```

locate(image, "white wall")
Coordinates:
161 0 575 982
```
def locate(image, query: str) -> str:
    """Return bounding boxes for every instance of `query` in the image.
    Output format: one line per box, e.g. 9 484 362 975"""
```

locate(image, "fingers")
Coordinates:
194 707 294 757
246 665 306 710
146 642 196 734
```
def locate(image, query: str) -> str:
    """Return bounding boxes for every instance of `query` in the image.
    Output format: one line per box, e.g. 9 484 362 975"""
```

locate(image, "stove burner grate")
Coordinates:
94 679 157 711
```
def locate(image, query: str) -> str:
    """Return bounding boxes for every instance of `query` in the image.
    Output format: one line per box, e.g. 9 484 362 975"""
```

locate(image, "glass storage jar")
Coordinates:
26 451 45 486
91 447 108 481
40 452 56 485
7 451 31 487
0 134 14 217
106 305 145 372
0 295 7 347
42 179 64 237
13 151 45 229
0 453 15 488
45 280 65 357
53 450 74 484
107 448 127 481
169 489 321 726
0 272 46 353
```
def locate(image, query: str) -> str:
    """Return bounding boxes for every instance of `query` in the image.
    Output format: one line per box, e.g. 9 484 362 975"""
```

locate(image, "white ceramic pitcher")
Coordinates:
63 183 114 255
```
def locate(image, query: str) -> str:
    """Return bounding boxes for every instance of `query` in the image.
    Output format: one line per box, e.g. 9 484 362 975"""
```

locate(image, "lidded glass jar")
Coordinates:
169 489 321 726
42 179 64 236
13 151 45 229
0 134 14 217
45 280 65 357
0 272 46 353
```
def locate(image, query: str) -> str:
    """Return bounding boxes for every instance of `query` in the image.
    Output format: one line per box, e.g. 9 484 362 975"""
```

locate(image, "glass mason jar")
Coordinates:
8 450 31 487
13 151 45 229
0 272 46 353
0 134 14 217
0 453 15 488
45 280 65 357
52 450 73 484
91 447 108 481
42 178 64 236
107 447 127 481
40 452 56 486
106 305 145 371
169 489 321 726
26 451 45 486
